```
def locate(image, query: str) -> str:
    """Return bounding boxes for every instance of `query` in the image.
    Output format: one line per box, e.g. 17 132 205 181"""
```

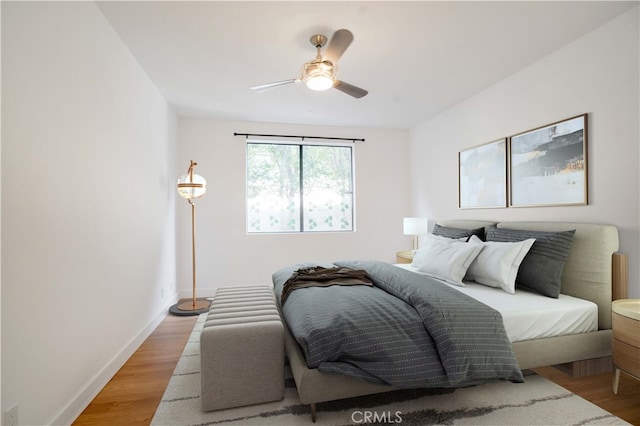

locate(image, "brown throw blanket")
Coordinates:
281 266 373 306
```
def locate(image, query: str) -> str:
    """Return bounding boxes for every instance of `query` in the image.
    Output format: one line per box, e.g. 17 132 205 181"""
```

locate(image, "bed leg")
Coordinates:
310 403 317 422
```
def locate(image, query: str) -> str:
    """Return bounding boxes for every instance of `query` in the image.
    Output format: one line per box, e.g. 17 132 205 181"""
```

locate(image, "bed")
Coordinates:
272 221 625 422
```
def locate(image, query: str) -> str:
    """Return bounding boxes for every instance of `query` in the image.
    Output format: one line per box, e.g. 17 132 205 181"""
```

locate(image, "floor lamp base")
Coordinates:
169 300 211 316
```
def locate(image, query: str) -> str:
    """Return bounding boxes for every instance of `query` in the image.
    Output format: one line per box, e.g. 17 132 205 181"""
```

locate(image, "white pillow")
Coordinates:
411 234 465 268
412 234 484 286
465 235 536 294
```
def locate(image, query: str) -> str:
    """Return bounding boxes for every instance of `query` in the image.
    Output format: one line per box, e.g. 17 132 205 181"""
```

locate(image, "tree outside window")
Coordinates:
246 142 354 233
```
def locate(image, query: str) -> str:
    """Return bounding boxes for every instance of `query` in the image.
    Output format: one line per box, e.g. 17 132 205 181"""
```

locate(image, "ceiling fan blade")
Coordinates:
334 80 368 99
324 29 353 63
250 79 299 91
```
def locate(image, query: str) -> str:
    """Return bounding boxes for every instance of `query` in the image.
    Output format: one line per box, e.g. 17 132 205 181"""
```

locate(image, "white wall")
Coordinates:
176 119 411 296
1 3 177 424
410 7 640 298
0 2 3 416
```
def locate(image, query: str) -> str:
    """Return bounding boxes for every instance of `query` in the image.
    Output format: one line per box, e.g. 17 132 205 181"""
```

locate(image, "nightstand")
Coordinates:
396 250 414 264
612 299 640 394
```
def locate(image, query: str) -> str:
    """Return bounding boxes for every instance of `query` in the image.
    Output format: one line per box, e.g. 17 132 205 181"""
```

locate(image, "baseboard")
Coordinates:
46 298 177 425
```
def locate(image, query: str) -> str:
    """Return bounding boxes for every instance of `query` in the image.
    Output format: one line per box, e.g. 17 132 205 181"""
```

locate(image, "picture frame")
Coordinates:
509 114 588 207
458 138 507 209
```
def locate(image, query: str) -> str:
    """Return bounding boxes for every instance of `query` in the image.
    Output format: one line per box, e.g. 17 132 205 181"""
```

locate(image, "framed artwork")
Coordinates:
509 114 588 207
458 138 507 209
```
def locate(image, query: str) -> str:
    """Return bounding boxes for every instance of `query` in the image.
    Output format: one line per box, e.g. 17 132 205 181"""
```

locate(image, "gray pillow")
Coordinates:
486 227 575 298
432 224 485 241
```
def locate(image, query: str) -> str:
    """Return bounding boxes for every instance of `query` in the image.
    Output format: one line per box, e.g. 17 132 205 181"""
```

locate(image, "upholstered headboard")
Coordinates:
437 220 619 330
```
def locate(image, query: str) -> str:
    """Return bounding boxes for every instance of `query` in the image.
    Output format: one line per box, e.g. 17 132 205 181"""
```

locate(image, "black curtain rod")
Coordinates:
234 132 364 143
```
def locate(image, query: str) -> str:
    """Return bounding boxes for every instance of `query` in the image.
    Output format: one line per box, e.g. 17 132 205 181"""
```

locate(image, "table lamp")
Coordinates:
403 217 429 251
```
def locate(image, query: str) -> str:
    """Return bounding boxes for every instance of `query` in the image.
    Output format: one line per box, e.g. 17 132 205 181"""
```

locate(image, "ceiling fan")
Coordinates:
250 29 368 99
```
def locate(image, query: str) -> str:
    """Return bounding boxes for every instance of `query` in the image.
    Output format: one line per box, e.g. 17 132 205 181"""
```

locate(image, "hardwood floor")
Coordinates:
74 314 640 425
533 366 640 425
73 314 197 425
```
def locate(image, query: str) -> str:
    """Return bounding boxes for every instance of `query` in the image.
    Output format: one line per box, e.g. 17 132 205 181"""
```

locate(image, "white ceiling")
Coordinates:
97 1 637 129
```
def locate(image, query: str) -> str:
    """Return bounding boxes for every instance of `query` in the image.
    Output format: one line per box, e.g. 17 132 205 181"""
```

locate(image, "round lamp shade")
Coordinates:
303 61 336 91
177 172 207 199
306 74 334 91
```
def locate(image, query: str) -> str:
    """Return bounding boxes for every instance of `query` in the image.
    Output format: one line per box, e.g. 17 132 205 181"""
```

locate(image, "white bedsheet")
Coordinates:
395 264 598 342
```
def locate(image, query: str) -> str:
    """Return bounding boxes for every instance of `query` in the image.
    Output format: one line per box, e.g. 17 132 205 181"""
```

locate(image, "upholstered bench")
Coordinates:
200 285 284 411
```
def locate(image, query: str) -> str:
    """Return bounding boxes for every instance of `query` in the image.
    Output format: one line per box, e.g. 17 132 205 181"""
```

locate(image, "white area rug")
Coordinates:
152 314 629 425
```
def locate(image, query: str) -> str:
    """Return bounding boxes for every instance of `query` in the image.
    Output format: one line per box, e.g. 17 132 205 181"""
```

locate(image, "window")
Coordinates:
246 142 354 233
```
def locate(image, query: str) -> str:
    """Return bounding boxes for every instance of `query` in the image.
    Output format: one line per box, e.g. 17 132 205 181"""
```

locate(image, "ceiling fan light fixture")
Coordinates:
303 61 336 91
251 29 366 98
306 74 334 91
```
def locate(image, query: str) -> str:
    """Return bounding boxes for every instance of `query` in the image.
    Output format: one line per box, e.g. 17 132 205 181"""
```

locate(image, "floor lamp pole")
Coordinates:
177 198 209 312
190 199 197 309
175 198 209 313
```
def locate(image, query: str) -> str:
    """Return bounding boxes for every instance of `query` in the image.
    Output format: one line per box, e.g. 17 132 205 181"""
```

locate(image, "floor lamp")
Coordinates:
171 160 210 316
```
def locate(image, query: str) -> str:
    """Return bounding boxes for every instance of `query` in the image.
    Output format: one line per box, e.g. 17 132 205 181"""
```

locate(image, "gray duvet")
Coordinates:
272 260 524 388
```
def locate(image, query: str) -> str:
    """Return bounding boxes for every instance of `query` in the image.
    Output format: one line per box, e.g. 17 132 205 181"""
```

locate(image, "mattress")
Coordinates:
395 264 598 342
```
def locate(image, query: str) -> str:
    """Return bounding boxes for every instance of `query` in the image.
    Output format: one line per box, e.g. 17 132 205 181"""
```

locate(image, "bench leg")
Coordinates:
310 403 317 423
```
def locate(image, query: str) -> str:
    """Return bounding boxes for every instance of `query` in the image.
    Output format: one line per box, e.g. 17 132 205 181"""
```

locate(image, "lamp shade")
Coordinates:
177 161 207 199
403 217 429 235
303 61 336 91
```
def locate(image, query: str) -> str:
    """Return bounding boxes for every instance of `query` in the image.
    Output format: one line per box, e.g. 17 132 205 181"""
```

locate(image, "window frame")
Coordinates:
245 139 356 234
